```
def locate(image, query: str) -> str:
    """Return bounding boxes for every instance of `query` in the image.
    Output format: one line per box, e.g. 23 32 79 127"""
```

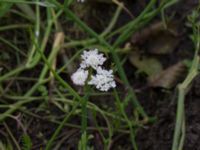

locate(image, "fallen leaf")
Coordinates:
129 51 163 76
148 62 187 89
147 32 179 54
131 21 179 44
131 21 180 54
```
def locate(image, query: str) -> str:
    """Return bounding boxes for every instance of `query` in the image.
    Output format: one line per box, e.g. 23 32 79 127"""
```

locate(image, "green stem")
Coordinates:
114 90 138 150
178 110 185 150
3 122 21 150
0 98 37 122
80 86 91 150
113 0 157 48
0 24 31 31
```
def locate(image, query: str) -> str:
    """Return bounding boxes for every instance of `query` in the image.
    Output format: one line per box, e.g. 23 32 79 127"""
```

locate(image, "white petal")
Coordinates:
71 69 88 86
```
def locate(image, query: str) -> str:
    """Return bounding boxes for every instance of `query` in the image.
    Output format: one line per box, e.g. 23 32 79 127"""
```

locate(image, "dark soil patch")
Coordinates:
136 76 200 150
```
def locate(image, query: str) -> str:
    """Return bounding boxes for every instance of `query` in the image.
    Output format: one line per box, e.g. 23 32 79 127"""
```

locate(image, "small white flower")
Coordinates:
88 67 116 91
71 68 88 86
80 49 106 69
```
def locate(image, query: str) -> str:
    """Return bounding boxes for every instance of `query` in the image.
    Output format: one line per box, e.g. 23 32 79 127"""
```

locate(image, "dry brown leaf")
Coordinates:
148 62 187 89
147 32 179 54
131 21 179 44
131 21 180 54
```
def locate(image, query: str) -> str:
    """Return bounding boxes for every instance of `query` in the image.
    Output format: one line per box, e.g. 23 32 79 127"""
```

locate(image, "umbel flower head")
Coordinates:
88 67 116 91
71 68 88 86
71 48 116 91
80 49 106 69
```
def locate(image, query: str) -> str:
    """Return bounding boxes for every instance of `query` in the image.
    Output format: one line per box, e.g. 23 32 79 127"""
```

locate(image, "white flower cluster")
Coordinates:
71 49 116 91
88 67 116 91
80 49 106 69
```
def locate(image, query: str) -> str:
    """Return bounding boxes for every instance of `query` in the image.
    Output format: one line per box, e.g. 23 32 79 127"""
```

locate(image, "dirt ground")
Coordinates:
136 75 200 150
